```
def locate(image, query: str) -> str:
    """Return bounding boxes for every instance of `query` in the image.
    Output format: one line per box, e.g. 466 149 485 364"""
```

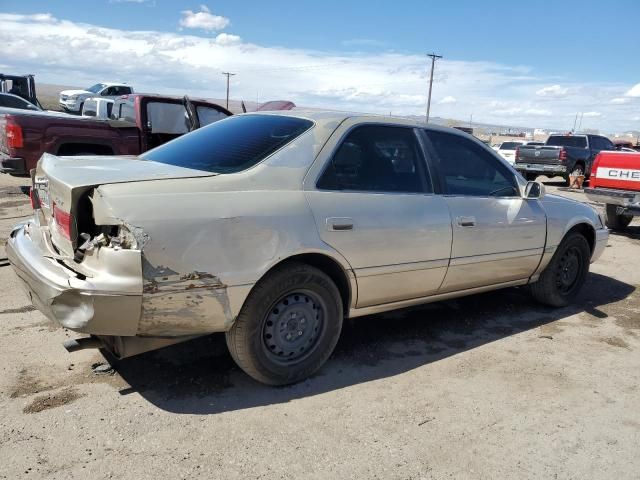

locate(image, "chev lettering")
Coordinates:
599 168 640 182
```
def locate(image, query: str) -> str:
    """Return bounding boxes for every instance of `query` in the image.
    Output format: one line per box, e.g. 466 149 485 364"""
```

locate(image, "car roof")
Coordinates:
246 109 483 137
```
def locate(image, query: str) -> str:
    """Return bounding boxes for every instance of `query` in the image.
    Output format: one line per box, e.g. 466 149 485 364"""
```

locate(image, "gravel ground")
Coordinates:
0 173 638 479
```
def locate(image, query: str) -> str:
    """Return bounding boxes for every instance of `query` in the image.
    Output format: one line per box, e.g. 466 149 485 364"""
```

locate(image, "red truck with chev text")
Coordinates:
584 151 640 229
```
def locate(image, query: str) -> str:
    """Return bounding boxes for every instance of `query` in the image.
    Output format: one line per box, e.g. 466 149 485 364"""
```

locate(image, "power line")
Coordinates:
426 53 442 123
222 72 236 109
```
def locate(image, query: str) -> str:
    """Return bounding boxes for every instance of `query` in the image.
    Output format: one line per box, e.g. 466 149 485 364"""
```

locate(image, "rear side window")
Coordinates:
317 125 430 193
197 106 230 126
0 95 27 109
146 102 189 134
546 136 587 148
141 114 313 173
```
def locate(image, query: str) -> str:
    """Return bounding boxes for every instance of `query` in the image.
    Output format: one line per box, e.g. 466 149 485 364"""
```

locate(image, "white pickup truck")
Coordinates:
59 82 133 113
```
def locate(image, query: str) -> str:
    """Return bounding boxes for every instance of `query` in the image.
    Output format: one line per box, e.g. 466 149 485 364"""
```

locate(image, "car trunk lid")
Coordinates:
34 153 216 257
516 145 562 165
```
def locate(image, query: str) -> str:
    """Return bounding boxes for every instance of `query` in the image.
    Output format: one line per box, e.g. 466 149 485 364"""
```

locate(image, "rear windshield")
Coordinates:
500 142 522 150
141 114 313 173
546 136 587 148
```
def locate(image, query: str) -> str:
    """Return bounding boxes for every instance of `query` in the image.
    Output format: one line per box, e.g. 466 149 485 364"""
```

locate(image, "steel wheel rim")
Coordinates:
555 246 583 295
262 290 326 364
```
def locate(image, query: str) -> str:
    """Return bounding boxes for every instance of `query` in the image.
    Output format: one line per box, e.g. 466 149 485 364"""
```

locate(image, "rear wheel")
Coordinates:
525 173 537 181
225 262 343 386
530 232 590 307
605 204 632 230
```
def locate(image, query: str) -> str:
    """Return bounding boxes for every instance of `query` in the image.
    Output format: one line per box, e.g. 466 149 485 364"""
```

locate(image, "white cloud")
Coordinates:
1 12 56 22
536 84 569 98
582 111 602 118
214 33 241 45
626 83 640 97
610 97 630 104
179 5 229 31
0 12 635 132
438 95 456 104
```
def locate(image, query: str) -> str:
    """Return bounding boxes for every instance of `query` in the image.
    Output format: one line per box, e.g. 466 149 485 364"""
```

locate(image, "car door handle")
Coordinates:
457 216 476 227
327 217 354 231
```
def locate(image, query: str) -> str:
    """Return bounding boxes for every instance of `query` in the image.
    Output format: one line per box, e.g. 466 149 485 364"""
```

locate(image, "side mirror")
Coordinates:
524 181 545 199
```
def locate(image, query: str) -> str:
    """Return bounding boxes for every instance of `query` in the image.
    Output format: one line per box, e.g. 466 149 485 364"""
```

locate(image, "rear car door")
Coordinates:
424 129 546 292
305 122 452 308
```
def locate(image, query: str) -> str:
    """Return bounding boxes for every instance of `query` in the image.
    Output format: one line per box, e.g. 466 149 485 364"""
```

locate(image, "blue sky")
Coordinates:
1 1 639 131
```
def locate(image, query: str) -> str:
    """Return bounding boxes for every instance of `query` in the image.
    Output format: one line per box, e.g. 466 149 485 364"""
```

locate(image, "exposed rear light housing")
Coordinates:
53 202 74 240
515 146 520 161
6 118 24 148
29 187 41 210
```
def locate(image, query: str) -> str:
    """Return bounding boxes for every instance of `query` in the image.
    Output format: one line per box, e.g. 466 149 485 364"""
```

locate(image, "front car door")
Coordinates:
305 121 452 308
423 129 547 292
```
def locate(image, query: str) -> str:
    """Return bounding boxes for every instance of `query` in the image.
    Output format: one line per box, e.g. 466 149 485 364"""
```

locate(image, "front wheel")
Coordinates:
530 232 590 307
226 262 343 385
605 204 632 230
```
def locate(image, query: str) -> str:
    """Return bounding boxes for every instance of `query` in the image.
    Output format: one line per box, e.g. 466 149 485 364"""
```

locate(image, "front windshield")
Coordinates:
86 83 106 93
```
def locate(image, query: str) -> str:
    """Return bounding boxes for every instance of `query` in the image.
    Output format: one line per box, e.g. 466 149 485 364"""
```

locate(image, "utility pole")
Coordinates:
469 113 473 129
578 112 584 131
222 72 236 110
426 53 442 123
572 112 579 132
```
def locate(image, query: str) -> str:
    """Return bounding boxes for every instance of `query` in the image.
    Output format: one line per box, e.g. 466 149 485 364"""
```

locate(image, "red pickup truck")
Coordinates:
0 94 232 176
584 151 640 229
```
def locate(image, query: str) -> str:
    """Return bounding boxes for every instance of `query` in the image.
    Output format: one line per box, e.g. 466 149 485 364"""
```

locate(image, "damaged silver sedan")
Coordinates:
7 112 609 385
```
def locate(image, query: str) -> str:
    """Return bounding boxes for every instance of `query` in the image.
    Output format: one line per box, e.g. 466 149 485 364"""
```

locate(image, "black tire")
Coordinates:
530 232 590 307
525 173 537 181
225 262 343 386
605 204 632 230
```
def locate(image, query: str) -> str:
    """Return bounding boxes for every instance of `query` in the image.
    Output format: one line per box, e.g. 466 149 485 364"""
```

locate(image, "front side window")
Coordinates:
141 114 313 173
426 130 518 197
317 125 430 193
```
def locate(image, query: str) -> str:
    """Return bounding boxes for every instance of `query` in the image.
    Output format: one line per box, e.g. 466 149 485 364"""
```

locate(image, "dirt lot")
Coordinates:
0 173 638 479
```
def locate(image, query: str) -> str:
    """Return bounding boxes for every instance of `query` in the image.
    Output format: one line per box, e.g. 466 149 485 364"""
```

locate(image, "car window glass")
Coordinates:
426 130 518 197
1 95 26 109
196 106 230 126
118 102 135 122
141 115 313 173
317 125 430 193
546 136 587 148
83 101 97 116
146 102 189 134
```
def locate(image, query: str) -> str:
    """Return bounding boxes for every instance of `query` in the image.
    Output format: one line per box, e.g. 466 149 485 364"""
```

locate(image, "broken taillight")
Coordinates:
52 202 73 240
29 187 41 210
6 118 24 149
515 146 520 161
